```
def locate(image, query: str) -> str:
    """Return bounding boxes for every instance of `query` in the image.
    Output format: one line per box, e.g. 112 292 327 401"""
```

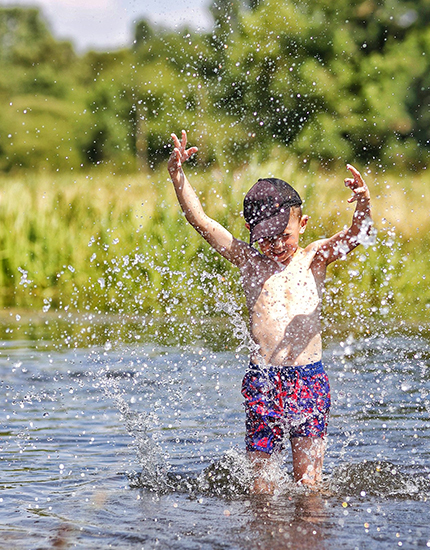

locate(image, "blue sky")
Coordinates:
0 0 214 51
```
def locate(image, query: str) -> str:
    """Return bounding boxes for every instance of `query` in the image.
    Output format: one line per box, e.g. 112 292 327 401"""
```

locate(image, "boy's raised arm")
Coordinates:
316 164 372 265
167 131 248 266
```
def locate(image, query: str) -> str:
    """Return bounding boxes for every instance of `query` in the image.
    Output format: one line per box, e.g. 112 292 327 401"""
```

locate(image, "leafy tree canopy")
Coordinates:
0 1 429 173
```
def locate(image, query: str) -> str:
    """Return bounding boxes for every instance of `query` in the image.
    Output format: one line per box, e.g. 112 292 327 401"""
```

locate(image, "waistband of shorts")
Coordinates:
248 360 324 377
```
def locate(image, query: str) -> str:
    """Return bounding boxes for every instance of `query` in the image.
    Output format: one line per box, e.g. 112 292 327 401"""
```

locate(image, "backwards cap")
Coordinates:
243 178 302 244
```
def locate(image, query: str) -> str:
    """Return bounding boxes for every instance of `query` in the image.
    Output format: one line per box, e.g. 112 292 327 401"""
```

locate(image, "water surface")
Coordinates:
1 328 429 549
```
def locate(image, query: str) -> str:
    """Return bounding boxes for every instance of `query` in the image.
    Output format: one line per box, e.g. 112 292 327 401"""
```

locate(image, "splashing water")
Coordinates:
329 460 428 501
356 216 377 248
96 364 170 493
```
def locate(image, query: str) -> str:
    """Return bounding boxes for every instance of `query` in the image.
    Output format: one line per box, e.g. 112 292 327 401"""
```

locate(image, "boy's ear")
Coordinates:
299 215 309 234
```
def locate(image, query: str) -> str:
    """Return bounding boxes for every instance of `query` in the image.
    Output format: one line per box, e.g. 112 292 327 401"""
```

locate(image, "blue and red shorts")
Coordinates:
241 361 331 454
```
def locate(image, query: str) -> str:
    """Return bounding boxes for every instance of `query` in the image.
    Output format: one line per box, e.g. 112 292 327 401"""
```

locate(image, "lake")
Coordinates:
1 321 429 549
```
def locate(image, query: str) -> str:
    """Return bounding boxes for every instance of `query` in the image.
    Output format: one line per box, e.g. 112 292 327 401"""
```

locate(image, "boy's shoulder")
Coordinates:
301 240 332 268
303 239 326 255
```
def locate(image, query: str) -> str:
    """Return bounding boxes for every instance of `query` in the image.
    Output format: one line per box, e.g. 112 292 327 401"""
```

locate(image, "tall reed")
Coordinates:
0 162 429 329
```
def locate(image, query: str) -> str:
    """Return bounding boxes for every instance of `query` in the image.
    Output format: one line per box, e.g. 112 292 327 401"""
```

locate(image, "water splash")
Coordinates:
329 461 430 501
356 216 377 248
97 365 171 493
197 448 254 497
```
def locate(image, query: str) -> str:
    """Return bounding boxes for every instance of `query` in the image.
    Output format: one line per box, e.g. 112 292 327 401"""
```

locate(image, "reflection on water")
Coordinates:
0 324 429 549
240 493 331 550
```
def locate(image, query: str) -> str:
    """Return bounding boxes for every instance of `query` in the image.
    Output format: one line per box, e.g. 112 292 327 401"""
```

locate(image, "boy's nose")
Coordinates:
272 236 283 248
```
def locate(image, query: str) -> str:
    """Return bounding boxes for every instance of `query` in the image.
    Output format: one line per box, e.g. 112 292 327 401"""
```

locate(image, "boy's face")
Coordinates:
256 213 308 264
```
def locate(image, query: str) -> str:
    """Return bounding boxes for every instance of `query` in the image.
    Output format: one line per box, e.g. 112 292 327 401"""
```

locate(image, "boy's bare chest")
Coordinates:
261 266 320 310
242 254 324 315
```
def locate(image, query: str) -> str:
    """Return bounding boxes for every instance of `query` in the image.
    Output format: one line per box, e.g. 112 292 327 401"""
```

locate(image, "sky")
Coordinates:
0 0 214 51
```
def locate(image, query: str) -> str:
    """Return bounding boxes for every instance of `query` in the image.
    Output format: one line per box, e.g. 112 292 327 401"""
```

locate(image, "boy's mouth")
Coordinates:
271 249 290 260
270 245 298 262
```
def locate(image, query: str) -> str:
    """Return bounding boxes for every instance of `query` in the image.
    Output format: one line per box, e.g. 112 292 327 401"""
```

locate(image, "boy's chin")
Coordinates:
269 251 291 263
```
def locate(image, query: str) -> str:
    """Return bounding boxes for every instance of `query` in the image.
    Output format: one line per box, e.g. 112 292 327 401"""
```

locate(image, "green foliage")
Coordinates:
0 7 75 76
1 2 430 172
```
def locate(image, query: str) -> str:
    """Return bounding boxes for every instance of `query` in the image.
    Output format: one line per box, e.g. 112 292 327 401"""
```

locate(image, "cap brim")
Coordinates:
249 209 291 244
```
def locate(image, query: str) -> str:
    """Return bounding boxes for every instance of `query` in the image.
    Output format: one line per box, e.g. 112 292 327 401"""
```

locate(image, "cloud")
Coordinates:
146 5 212 30
1 0 117 10
0 0 212 51
1 0 128 50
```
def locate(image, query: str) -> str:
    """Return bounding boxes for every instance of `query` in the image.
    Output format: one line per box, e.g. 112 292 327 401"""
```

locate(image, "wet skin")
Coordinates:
241 214 325 367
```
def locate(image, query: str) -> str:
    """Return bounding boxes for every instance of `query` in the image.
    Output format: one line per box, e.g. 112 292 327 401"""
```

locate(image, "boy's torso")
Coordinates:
240 245 326 367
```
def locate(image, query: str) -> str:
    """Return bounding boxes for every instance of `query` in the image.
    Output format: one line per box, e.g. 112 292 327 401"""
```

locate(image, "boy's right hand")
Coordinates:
168 130 198 176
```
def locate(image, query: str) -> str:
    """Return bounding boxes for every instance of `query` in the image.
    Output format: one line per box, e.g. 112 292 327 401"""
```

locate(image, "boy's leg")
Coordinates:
242 365 283 494
288 363 330 486
291 436 325 486
247 450 278 494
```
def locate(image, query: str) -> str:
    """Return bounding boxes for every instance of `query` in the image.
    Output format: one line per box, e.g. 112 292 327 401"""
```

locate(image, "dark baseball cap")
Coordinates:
243 178 302 244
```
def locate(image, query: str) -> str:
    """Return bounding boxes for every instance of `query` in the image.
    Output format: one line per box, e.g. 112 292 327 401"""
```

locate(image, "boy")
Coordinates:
167 130 372 493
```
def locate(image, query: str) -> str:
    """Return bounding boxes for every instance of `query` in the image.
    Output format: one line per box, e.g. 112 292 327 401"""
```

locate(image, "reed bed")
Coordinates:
0 162 429 330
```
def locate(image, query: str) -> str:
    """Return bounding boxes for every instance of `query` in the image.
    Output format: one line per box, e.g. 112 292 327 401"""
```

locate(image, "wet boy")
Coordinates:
167 130 372 493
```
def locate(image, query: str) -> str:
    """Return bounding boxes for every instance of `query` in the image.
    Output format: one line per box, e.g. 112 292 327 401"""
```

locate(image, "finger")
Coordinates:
171 133 181 148
185 146 198 158
346 164 364 183
347 185 367 203
181 129 187 150
346 163 359 176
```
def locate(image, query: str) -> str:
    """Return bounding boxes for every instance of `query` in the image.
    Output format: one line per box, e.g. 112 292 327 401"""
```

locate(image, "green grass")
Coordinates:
0 161 429 335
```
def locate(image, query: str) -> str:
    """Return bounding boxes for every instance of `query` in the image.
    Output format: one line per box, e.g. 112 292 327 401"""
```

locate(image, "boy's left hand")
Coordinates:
344 164 370 204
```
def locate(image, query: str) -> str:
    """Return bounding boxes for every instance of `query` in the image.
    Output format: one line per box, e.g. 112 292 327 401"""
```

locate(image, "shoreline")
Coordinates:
0 308 428 349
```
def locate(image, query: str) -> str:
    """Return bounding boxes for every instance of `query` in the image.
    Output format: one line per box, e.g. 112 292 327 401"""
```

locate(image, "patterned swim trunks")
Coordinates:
241 361 331 454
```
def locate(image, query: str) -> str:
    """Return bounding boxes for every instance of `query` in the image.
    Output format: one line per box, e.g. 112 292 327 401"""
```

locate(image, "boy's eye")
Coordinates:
258 232 291 245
